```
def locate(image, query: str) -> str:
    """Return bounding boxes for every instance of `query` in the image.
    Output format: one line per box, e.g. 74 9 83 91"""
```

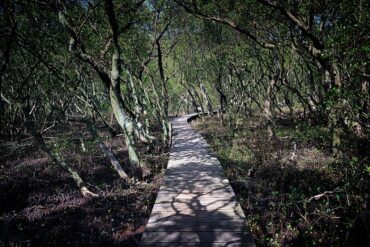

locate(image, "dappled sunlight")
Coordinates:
140 115 255 246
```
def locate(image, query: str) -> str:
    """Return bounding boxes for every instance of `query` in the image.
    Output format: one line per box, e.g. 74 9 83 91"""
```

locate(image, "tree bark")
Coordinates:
327 62 343 155
58 2 151 178
24 108 98 197
200 83 213 114
264 52 280 140
105 0 150 177
85 118 129 180
156 38 171 146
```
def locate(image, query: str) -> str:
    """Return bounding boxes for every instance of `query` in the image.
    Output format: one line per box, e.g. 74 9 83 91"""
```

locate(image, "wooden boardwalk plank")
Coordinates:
147 209 246 223
140 115 255 247
155 195 237 203
145 220 249 232
141 231 253 242
151 201 240 212
141 243 255 247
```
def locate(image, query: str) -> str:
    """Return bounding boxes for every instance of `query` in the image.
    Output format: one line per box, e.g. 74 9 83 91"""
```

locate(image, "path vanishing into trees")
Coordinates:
140 114 255 246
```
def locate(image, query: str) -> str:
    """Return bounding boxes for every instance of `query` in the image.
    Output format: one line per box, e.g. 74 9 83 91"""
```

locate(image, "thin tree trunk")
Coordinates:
148 74 168 145
89 95 117 137
264 52 280 140
187 87 200 113
86 118 129 180
136 76 153 136
24 108 98 197
200 83 213 114
327 62 343 156
190 85 205 115
79 88 117 137
127 71 156 143
156 38 171 146
109 89 150 178
216 71 227 125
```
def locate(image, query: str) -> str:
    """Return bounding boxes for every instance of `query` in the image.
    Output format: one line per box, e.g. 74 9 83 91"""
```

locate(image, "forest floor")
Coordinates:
0 122 169 246
192 114 369 247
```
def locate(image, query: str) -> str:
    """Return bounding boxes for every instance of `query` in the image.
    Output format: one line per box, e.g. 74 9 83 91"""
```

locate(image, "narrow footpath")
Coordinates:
140 114 255 247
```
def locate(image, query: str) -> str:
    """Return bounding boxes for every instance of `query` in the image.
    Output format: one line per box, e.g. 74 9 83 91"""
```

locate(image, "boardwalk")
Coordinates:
140 115 255 247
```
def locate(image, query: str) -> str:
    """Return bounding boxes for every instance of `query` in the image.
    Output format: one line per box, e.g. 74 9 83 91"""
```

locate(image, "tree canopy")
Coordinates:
0 0 369 245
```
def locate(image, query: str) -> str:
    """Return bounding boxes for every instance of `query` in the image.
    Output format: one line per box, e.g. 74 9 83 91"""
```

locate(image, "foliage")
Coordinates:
193 116 369 246
0 0 369 245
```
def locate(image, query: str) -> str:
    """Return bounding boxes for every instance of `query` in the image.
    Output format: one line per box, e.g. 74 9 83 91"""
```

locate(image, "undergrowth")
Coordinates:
0 121 168 246
193 116 369 247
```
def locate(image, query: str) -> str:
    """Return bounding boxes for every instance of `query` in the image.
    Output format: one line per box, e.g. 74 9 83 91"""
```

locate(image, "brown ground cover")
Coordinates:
193 115 369 247
0 122 168 246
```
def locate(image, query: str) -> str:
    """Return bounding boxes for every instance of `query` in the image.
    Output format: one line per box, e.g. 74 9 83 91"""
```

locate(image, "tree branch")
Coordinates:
174 0 275 49
257 0 324 50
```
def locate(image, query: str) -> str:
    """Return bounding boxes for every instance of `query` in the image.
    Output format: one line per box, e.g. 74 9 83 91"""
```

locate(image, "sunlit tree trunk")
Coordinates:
200 83 213 115
190 85 205 115
127 71 156 143
264 52 280 140
23 108 97 197
59 1 151 178
85 118 129 180
156 38 171 146
105 0 150 177
180 77 201 114
136 76 154 136
359 79 369 135
326 62 343 156
216 71 227 125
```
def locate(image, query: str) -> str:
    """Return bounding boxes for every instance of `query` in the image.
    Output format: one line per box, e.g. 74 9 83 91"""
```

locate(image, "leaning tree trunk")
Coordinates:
264 52 280 140
58 4 149 179
110 88 150 178
23 108 97 197
149 74 169 146
216 71 227 125
128 72 156 144
156 38 171 146
59 0 156 180
190 85 205 115
88 94 117 137
179 78 199 114
105 0 150 178
79 87 117 137
200 83 213 115
136 76 154 136
86 118 130 180
264 77 277 140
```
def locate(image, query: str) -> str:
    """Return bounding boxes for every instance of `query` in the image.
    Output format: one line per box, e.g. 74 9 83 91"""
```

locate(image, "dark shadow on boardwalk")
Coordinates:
140 115 255 246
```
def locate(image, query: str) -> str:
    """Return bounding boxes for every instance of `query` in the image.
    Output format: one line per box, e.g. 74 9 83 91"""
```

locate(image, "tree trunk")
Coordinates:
327 62 343 156
86 118 129 180
128 72 156 144
105 0 150 178
200 83 213 114
264 53 280 140
216 72 227 125
24 109 97 197
187 87 200 113
59 3 150 178
109 88 150 178
156 38 171 146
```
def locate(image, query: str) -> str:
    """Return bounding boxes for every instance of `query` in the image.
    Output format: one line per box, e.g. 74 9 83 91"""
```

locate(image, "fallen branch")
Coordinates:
307 189 344 202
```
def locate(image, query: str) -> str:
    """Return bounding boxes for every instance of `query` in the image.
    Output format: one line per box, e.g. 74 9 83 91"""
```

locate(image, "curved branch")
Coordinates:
257 0 324 50
173 0 275 49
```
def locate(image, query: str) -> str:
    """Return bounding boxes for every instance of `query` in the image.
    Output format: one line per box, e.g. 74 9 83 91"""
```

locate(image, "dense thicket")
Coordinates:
0 0 369 245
